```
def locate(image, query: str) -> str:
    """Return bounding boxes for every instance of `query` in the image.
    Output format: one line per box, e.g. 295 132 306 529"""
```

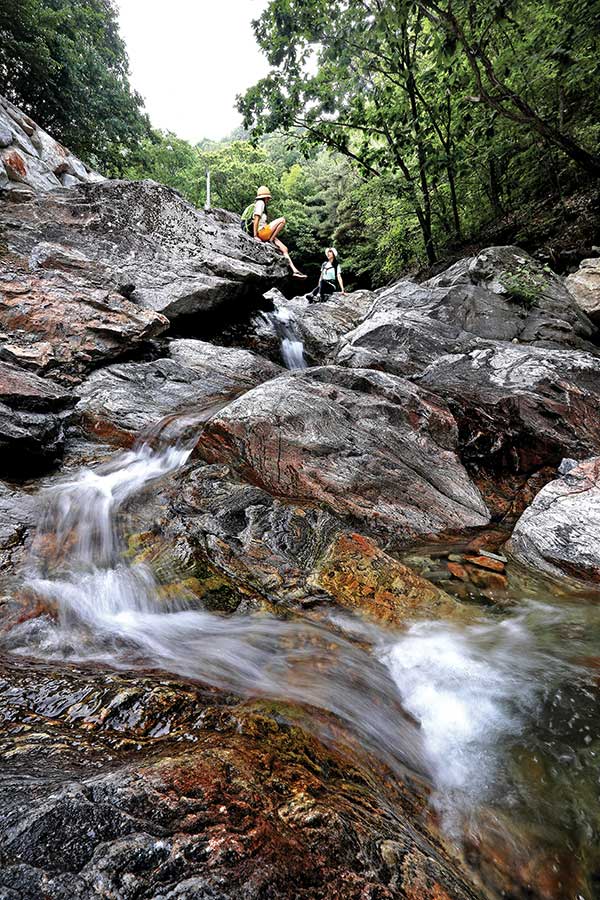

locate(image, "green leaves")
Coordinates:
0 0 149 174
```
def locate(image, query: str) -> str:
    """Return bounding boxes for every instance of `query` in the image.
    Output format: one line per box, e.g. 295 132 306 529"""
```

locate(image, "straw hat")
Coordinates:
326 247 338 258
256 185 272 200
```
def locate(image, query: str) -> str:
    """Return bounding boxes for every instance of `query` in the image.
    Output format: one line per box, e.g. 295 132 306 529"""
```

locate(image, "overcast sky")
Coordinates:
115 0 270 142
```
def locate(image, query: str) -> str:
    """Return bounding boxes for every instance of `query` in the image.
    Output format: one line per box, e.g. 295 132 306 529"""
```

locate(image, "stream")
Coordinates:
1 309 599 898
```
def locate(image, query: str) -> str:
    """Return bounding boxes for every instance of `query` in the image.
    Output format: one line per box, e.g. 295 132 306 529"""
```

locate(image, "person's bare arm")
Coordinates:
253 215 260 238
337 271 347 294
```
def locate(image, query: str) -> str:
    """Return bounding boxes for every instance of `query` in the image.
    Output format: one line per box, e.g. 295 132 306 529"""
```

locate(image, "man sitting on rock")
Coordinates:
252 185 306 278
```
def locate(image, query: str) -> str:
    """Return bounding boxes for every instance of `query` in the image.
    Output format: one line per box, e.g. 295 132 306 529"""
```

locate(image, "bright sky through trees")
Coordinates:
115 0 269 141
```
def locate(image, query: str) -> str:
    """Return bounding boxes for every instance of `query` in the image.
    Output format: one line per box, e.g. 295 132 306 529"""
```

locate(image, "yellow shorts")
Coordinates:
258 224 274 241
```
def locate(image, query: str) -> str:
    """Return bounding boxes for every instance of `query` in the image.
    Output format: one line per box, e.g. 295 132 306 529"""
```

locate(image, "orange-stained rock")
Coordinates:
462 554 506 573
0 267 168 383
447 561 469 581
3 149 26 178
465 566 508 591
0 658 483 900
311 532 473 626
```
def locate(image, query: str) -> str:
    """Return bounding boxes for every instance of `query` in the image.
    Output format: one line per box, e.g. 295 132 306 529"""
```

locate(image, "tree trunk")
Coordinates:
447 163 462 238
419 1 600 178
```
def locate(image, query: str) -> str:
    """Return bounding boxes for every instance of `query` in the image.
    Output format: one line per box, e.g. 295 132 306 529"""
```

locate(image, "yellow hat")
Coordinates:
256 185 272 200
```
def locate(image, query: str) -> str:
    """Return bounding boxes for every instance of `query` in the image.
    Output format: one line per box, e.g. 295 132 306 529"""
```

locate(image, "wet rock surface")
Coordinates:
197 366 490 543
128 461 342 607
508 457 600 582
125 461 474 619
0 481 35 574
0 657 482 900
310 531 472 625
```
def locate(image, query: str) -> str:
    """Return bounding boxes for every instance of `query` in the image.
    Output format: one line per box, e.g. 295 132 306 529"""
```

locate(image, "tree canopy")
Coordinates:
239 0 600 266
0 0 149 173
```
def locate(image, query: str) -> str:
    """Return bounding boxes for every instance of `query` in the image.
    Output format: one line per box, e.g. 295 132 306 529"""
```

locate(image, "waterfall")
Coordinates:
264 303 308 370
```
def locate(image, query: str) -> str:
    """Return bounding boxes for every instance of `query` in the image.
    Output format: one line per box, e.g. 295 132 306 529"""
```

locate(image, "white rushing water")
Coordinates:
3 421 599 870
264 304 308 370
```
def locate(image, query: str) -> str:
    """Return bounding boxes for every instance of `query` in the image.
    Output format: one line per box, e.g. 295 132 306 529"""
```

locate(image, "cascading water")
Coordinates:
263 304 308 369
6 412 425 780
3 404 600 897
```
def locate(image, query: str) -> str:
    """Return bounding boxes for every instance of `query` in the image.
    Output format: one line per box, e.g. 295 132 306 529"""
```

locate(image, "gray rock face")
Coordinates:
336 308 481 377
0 481 35 574
565 257 600 323
197 365 490 542
2 179 289 324
422 246 596 348
0 253 168 381
293 290 376 362
168 338 280 386
418 343 600 472
0 362 77 469
77 343 281 445
0 94 103 194
508 457 600 583
337 247 596 377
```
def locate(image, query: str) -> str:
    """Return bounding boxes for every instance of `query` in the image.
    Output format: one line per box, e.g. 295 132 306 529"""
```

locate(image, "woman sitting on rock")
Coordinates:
253 186 306 278
309 247 347 302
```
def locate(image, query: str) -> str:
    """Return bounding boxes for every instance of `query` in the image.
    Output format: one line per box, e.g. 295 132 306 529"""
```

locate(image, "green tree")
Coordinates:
417 0 600 176
0 0 149 174
124 131 204 203
199 141 278 215
240 0 600 270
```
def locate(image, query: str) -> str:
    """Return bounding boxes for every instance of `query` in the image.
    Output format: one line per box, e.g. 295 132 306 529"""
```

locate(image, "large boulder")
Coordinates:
0 94 103 197
337 247 597 379
77 342 281 446
336 308 482 377
0 257 168 381
0 361 77 470
565 257 600 323
126 460 468 621
507 457 600 583
1 179 289 326
196 366 489 543
423 246 596 349
0 99 288 381
417 344 600 473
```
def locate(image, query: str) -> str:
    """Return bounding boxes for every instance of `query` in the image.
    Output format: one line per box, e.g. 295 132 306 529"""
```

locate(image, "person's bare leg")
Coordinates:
268 218 286 244
268 219 305 277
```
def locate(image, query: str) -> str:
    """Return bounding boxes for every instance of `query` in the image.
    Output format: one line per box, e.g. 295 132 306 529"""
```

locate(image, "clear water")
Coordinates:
2 417 600 898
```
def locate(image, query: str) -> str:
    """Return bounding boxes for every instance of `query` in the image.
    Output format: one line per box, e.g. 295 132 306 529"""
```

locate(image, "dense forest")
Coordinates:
1 0 599 286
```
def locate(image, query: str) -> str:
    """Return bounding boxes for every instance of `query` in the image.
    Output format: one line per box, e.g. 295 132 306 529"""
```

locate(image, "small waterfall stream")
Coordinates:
263 302 308 369
3 403 600 896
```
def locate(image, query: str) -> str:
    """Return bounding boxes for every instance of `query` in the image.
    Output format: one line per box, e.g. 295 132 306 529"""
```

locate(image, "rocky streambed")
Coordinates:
1 96 600 900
